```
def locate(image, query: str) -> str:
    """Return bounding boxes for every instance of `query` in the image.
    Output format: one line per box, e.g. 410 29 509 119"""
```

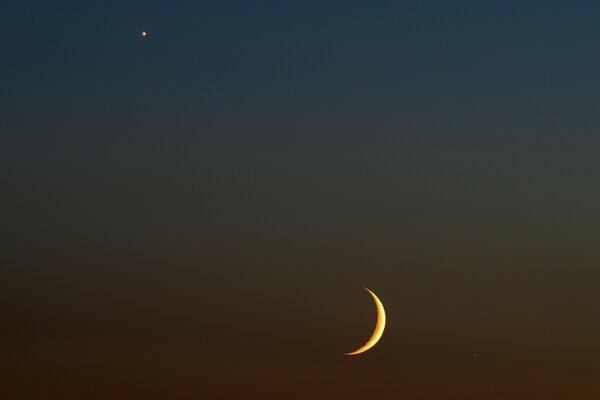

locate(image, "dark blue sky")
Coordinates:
3 2 600 399
4 1 600 169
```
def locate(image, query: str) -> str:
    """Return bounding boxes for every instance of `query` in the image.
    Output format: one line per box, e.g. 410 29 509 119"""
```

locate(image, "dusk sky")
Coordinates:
3 1 600 399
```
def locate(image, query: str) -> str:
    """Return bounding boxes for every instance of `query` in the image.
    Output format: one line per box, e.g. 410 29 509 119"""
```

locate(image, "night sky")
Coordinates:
3 1 600 399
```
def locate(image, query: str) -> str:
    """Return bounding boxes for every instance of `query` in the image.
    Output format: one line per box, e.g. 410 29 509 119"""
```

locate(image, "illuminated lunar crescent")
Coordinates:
344 287 386 356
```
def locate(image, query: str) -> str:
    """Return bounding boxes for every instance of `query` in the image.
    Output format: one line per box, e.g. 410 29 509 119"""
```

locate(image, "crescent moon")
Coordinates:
344 287 386 356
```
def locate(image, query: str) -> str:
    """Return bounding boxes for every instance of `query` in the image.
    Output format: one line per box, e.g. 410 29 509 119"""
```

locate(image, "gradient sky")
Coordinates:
2 1 600 399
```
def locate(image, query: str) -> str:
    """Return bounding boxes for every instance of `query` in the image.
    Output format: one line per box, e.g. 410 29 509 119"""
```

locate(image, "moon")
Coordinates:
344 287 386 356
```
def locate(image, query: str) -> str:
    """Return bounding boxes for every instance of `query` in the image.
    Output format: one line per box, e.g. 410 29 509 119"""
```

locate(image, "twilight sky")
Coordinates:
2 1 600 399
